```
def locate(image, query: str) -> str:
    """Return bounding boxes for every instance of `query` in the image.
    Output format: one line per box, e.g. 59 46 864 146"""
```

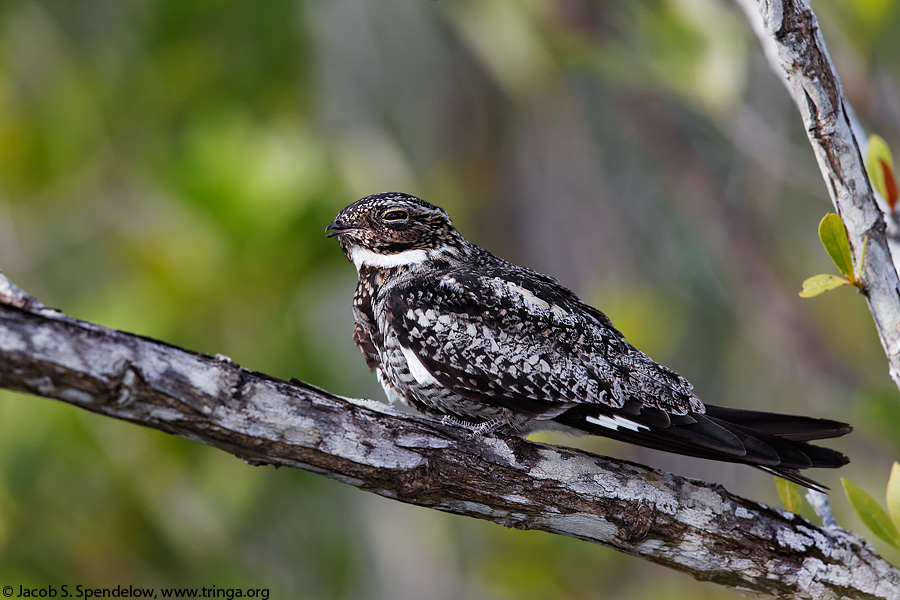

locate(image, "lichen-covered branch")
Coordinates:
734 0 900 389
0 274 896 599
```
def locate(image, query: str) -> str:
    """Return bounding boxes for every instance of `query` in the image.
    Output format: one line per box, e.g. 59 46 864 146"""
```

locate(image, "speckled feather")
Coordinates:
327 192 852 490
386 252 702 424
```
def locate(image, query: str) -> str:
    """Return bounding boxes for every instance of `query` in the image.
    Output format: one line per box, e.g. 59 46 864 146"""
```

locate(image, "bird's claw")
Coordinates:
440 414 506 439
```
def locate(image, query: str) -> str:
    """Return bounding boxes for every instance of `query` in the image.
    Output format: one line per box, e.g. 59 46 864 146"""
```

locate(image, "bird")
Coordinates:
326 192 851 490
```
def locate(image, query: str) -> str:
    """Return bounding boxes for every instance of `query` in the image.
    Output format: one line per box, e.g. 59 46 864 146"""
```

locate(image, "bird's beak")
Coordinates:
325 221 340 237
325 220 353 238
327 214 365 239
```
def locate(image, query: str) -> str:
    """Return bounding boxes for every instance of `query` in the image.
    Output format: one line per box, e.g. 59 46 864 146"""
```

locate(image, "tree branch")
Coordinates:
734 0 900 389
0 271 896 599
1 5 897 597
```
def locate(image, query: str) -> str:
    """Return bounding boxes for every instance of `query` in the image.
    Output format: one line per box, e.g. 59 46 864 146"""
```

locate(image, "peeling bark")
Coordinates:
0 276 897 599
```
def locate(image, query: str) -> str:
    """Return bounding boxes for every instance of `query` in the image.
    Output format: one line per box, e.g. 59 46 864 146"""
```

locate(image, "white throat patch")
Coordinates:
349 246 429 272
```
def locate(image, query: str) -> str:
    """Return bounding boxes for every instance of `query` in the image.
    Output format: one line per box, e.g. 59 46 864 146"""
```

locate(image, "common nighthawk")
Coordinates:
327 192 851 490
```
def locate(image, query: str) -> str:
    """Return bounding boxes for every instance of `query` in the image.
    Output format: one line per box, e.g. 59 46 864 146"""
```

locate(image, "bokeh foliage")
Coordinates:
1 0 899 598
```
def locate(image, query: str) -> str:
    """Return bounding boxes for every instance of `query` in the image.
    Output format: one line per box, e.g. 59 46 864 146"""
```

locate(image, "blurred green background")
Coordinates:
1 0 899 598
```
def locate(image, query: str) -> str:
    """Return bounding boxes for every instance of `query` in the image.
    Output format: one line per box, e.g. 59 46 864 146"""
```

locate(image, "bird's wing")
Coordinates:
385 270 702 421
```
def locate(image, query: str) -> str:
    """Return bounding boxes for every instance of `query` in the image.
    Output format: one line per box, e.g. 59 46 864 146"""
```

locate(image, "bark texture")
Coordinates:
0 286 897 599
735 0 900 388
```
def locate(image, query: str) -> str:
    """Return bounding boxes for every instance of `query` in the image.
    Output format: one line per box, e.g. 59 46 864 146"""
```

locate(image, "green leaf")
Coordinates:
866 134 898 211
776 478 803 513
799 273 851 298
818 213 856 281
887 462 900 530
842 477 900 549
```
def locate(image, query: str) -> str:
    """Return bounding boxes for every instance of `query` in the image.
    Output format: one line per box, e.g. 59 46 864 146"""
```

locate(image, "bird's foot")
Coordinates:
440 415 508 439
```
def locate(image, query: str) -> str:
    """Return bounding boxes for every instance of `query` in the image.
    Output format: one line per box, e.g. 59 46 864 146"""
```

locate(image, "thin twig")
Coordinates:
734 0 900 389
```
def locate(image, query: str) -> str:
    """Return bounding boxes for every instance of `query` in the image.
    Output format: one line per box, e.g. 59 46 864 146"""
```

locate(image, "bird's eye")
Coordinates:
382 209 409 222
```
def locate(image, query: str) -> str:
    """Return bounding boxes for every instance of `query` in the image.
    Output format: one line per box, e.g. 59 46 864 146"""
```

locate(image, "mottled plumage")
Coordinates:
327 192 851 490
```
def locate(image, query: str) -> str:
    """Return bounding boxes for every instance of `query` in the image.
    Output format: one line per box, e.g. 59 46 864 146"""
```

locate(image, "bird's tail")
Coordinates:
552 402 852 492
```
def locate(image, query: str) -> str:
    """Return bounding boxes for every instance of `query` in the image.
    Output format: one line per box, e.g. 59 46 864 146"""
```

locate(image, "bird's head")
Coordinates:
327 193 463 271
